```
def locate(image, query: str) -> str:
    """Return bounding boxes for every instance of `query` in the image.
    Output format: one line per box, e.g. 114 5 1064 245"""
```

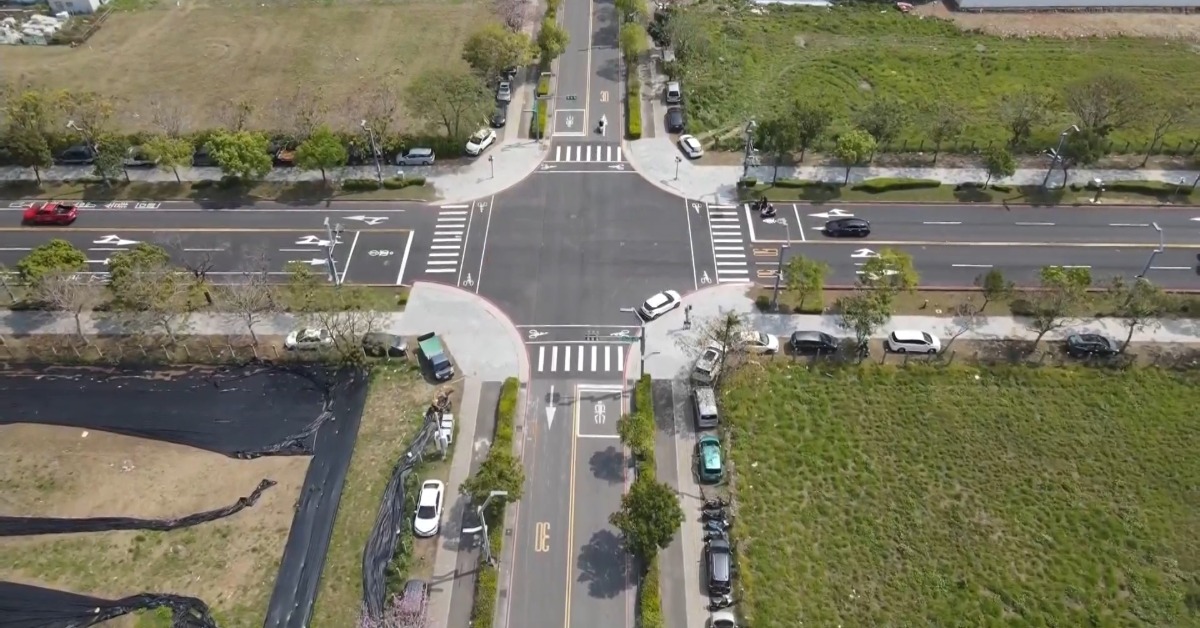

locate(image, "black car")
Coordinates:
824 217 871 237
705 538 733 596
192 146 217 167
1066 333 1119 358
789 331 841 355
665 106 685 133
362 333 407 358
489 105 508 129
55 144 96 165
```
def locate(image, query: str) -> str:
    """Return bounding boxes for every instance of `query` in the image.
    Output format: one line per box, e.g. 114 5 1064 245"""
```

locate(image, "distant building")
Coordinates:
952 0 1200 10
47 0 101 15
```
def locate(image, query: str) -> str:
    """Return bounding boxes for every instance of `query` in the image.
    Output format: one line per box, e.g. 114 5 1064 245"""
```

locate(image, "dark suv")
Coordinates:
824 218 871 237
665 107 685 133
789 330 841 355
1066 333 1119 358
704 538 732 596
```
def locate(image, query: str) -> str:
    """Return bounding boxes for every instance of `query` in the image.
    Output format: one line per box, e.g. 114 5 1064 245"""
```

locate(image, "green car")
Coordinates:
697 434 724 484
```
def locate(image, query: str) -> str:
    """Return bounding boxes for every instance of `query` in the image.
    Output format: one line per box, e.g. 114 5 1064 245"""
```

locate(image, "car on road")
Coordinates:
709 610 738 628
704 537 733 596
362 332 406 358
696 433 724 484
123 146 158 168
738 330 778 354
678 134 704 159
417 332 456 381
22 201 78 226
465 127 498 156
1066 333 1119 358
496 80 513 103
489 105 508 129
413 479 445 537
395 147 436 166
637 290 682 321
665 106 686 133
54 144 96 165
692 341 725 385
284 327 333 351
824 217 871 237
885 330 940 354
789 330 841 355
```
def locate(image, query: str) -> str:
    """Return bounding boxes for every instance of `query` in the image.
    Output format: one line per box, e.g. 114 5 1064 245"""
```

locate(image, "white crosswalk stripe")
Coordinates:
707 204 749 283
425 208 467 274
550 144 625 163
534 343 628 374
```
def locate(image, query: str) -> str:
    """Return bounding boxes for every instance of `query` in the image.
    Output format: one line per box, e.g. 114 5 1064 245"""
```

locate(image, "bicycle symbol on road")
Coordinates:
527 329 548 340
609 330 631 338
700 271 712 284
462 273 475 287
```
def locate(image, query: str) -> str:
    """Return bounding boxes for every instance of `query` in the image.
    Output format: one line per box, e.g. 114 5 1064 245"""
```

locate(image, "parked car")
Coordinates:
665 107 686 133
123 146 158 168
55 144 96 165
395 580 429 621
489 105 508 129
693 386 719 430
678 134 704 159
192 146 217 167
22 201 77 226
709 610 738 628
362 333 406 358
1066 333 1119 358
465 127 498 156
417 332 455 381
269 140 297 166
413 479 445 537
665 80 682 104
696 434 724 484
692 341 725 385
637 290 682 321
824 217 871 237
704 538 733 596
496 80 513 103
395 147 436 166
284 328 333 351
788 330 840 355
738 330 778 354
885 330 941 354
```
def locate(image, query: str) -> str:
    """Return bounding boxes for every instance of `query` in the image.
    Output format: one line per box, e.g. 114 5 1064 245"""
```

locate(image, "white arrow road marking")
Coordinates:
546 385 557 429
608 164 625 170
290 259 328 266
344 215 389 225
850 248 879 258
856 269 899 277
808 208 853 219
86 259 111 265
295 235 334 246
93 235 140 247
540 163 557 170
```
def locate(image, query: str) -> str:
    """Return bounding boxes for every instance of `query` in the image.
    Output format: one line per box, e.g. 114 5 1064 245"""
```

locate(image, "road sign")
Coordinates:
535 522 550 552
93 235 140 247
851 248 879 259
565 115 575 129
809 208 853 219
368 250 393 256
600 91 609 102
344 215 389 225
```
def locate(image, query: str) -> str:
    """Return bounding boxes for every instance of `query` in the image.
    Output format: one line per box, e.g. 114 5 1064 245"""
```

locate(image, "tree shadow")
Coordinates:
588 446 625 485
951 183 995 203
575 529 630 599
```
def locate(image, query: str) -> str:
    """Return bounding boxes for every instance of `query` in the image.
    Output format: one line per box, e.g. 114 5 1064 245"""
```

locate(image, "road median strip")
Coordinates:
469 377 519 628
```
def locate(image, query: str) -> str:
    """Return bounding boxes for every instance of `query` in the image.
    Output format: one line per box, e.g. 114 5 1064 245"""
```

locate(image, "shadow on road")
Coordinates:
588 446 626 484
575 529 630 599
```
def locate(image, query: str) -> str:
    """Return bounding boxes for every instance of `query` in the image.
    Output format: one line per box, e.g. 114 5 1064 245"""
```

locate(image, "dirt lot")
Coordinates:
916 1 1200 39
0 0 493 133
0 424 309 627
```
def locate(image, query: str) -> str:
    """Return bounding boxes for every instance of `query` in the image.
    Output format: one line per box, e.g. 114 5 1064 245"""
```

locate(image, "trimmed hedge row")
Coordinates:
1087 179 1195 196
626 76 643 140
639 556 665 628
537 74 551 97
629 374 663 628
470 377 520 628
341 176 427 192
852 177 941 193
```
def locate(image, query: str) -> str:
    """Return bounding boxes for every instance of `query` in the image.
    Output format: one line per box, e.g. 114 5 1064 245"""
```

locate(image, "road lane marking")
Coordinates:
952 264 993 268
564 387 580 628
924 221 962 225
440 204 470 209
0 247 30 251
575 434 622 439
577 347 584 371
279 248 321 252
456 200 477 288
1151 266 1191 270
471 194 496 295
338 230 360 284
183 248 224 252
425 268 456 274
793 204 806 242
1109 223 1151 227
616 347 623 371
685 198 699 291
551 346 559 371
1061 265 1091 269
1014 222 1055 226
538 348 546 371
0 227 412 233
604 347 611 371
591 345 598 371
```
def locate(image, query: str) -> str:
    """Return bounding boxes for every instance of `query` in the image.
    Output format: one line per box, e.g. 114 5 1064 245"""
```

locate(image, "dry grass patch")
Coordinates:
916 1 1200 40
0 424 309 628
722 364 1200 627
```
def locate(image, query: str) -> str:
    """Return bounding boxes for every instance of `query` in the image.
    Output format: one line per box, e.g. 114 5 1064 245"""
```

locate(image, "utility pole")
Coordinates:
674 155 682 181
619 307 647 378
359 120 384 185
323 217 343 286
462 490 508 566
770 218 791 311
1136 222 1165 279
1042 124 1079 188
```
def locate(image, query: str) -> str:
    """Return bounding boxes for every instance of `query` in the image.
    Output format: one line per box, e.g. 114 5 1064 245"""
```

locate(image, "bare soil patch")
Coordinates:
0 0 492 133
915 1 1200 39
0 424 309 627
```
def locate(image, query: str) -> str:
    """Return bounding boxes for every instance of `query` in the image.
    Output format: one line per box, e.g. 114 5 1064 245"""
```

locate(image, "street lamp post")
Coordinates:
1136 222 1165 279
359 120 384 185
769 218 791 311
619 307 647 378
461 490 508 566
323 217 344 286
489 155 495 179
674 156 682 181
1042 124 1080 188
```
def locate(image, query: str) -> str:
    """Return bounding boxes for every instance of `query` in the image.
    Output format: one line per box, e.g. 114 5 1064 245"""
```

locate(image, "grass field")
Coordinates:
0 424 310 627
0 0 491 133
677 5 1200 150
721 365 1200 627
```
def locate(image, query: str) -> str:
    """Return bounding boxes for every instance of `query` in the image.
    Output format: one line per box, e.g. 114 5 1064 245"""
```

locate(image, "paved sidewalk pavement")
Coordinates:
625 135 1200 205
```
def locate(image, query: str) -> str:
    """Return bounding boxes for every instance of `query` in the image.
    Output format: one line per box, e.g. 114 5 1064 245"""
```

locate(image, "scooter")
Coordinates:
597 115 607 134
708 594 735 611
704 518 732 532
702 497 729 510
702 529 728 542
701 508 728 520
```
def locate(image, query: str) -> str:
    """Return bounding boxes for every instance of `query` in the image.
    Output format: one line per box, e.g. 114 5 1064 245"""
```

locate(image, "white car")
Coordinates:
284 328 332 351
678 134 704 159
885 330 941 354
637 290 682 321
738 330 779 354
709 609 738 628
413 479 445 537
465 128 497 156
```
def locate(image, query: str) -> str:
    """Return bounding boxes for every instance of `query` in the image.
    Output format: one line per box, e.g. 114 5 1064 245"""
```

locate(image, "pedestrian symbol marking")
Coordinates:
594 402 606 424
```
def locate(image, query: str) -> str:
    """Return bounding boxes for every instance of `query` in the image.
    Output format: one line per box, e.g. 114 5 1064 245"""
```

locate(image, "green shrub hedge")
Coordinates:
851 177 941 193
469 377 520 628
382 176 426 190
341 176 427 192
626 76 642 140
772 178 839 190
638 556 665 628
1101 180 1194 197
537 74 551 97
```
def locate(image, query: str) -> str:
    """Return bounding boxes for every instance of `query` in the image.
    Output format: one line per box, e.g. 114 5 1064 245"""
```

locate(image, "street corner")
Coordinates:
552 108 589 137
574 384 625 440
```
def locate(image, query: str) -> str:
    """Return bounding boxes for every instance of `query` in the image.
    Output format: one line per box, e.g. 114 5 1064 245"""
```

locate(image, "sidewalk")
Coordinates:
625 135 1200 205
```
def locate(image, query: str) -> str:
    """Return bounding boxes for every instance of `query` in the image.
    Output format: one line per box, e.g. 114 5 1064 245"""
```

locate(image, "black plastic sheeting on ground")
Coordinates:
0 479 276 537
360 414 438 619
0 581 217 628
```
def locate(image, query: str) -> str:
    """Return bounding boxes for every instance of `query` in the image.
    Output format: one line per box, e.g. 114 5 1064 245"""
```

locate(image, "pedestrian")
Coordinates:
684 305 693 329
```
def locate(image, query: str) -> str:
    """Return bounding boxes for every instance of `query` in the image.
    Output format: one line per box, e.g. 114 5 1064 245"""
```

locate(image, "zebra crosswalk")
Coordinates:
533 343 628 375
707 204 750 283
550 144 624 163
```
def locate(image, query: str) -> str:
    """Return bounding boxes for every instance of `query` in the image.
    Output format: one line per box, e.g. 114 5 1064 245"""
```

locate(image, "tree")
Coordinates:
858 248 918 297
462 24 534 82
833 130 876 185
220 98 256 132
147 97 186 137
353 83 402 139
205 131 272 181
282 83 329 140
93 134 129 186
5 125 52 184
1107 276 1168 351
1057 128 1107 185
1140 96 1195 166
106 243 192 341
995 88 1052 148
791 101 832 164
295 126 348 183
615 0 649 23
921 101 965 165
982 145 1016 187
216 259 278 345
63 91 116 141
17 239 87 287
536 18 570 62
974 269 1013 313
619 23 648 63
1021 265 1092 346
784 255 829 311
494 0 528 31
755 116 799 183
404 68 493 141
309 307 387 364
143 135 194 183
4 88 63 133
836 290 891 350
35 271 105 339
461 448 526 502
283 262 325 313
616 409 654 462
608 475 683 562
1063 73 1143 136
853 97 907 157
674 311 747 392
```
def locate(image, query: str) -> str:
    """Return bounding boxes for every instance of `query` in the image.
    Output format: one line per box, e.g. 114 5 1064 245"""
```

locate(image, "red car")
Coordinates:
22 202 78 226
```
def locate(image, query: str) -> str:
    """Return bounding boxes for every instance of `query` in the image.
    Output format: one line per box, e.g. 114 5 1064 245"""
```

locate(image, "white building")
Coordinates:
47 0 102 15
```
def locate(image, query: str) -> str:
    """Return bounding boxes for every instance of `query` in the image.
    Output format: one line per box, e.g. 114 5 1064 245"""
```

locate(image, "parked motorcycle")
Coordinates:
701 508 728 520
704 518 732 532
702 529 728 542
708 594 735 611
702 497 729 510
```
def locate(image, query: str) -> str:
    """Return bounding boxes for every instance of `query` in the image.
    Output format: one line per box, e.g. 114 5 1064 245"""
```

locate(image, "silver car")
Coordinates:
395 147 435 166
496 81 513 103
